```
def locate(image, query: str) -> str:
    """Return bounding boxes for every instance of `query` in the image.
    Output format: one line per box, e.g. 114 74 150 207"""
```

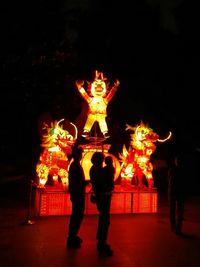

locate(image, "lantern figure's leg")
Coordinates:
138 173 144 188
148 178 154 190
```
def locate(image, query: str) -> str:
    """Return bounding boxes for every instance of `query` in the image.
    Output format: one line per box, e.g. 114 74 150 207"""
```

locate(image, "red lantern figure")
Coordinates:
120 121 172 189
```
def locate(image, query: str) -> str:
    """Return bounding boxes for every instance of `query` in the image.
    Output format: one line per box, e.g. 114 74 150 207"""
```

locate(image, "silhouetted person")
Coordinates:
67 146 88 249
89 152 114 257
168 154 187 235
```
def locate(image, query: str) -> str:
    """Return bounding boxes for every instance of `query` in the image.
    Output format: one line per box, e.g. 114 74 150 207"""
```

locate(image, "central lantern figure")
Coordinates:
76 70 120 139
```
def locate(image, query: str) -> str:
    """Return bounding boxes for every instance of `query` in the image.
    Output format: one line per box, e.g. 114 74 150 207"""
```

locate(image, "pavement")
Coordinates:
0 176 200 267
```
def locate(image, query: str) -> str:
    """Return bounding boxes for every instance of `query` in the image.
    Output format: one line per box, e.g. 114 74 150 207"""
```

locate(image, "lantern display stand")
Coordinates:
83 119 107 148
33 123 158 216
33 184 158 216
33 121 159 216
85 136 106 146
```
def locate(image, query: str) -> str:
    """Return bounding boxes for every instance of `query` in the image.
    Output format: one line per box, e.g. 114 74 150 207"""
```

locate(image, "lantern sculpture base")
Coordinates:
33 185 158 216
84 136 106 146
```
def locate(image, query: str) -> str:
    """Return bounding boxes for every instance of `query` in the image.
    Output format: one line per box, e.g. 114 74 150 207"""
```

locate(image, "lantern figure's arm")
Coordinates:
76 80 91 103
106 79 120 102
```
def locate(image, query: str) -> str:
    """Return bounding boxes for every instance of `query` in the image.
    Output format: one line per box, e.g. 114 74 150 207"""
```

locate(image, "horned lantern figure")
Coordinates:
120 121 172 190
36 119 77 187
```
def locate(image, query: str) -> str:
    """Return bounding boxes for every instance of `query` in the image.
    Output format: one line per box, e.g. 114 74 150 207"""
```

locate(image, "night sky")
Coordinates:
1 0 200 166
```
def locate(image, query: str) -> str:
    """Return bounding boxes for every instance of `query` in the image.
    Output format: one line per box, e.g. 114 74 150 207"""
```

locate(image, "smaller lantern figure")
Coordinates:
120 121 171 190
36 119 77 188
76 70 120 139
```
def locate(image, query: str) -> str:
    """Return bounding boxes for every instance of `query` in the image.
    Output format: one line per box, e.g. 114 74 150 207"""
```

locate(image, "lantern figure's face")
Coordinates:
41 120 75 153
135 125 149 141
55 128 74 153
135 124 159 142
130 122 159 152
91 79 106 97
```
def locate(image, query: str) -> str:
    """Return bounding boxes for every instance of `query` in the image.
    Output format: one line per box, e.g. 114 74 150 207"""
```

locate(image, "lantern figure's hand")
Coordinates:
115 79 120 87
76 80 84 90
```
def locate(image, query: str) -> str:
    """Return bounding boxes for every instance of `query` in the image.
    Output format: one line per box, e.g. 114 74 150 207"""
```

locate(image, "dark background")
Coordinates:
0 0 200 193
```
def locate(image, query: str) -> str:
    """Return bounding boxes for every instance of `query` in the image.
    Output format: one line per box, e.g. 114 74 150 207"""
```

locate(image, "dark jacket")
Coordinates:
68 160 86 197
90 165 115 194
103 164 115 192
90 165 105 194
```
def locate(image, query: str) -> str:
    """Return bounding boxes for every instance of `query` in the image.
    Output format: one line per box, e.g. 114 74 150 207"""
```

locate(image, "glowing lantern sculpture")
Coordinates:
119 121 172 189
76 70 120 139
36 119 77 187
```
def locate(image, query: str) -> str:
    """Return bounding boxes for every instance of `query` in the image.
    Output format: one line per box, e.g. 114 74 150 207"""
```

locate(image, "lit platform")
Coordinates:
33 185 158 216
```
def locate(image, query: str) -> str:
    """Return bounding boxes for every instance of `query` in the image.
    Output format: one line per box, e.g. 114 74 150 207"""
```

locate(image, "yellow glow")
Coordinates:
121 163 134 180
48 146 60 152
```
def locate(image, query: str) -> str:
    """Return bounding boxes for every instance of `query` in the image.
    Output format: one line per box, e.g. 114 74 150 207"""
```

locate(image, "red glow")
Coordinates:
34 186 158 216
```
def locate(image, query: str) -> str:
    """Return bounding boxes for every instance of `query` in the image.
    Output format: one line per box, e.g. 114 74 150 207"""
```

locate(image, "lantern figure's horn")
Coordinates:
70 122 78 140
57 118 65 127
158 131 172 142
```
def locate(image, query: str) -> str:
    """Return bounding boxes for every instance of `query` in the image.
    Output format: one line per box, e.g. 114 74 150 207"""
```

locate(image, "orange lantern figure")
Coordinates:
120 122 172 189
76 70 120 139
36 119 77 187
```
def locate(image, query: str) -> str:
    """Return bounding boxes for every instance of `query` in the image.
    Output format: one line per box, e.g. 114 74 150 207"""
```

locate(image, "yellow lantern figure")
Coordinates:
76 70 120 139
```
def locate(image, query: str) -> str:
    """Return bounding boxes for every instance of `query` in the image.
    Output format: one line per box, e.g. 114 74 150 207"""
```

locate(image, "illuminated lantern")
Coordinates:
76 70 120 139
36 119 77 187
79 145 121 181
120 121 172 189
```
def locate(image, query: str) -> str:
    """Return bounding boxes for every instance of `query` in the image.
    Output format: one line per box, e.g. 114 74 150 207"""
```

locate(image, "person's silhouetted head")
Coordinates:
105 156 113 166
71 146 83 161
91 152 104 166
